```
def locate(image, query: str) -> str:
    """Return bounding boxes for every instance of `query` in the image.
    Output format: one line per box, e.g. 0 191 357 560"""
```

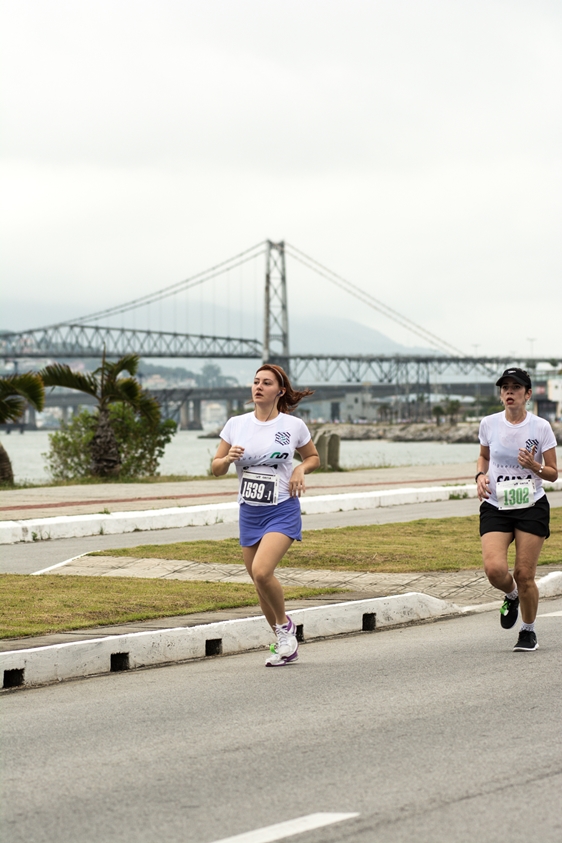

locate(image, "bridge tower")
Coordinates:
263 240 290 374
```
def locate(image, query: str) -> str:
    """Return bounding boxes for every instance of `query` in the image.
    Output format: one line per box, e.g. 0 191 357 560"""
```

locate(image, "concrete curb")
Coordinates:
2 573 561 691
3 481 561 546
7 480 562 545
0 593 458 690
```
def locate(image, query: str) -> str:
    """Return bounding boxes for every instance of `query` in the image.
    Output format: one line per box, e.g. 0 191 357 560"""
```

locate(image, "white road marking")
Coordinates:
208 812 359 843
538 611 562 617
31 552 95 575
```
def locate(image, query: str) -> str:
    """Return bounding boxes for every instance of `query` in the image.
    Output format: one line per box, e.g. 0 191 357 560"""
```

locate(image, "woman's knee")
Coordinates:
253 567 274 589
513 568 537 591
483 559 508 583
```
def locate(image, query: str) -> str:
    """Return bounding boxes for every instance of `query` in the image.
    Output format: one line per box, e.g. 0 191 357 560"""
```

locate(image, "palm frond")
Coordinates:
110 378 143 406
0 395 27 424
137 391 161 427
40 364 99 398
95 355 140 384
113 355 140 378
0 374 45 422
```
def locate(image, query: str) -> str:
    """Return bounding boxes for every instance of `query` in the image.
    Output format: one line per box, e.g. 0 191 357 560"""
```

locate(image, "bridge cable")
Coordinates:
59 241 267 327
285 243 466 358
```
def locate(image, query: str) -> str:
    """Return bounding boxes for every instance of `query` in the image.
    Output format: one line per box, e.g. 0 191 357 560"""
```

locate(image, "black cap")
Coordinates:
495 367 532 389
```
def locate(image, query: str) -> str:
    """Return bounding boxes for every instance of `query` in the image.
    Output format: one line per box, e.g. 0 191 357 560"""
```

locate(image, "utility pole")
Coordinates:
263 240 290 374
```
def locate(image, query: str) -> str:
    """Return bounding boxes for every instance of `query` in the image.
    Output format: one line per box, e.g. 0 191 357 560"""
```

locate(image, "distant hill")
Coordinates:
290 315 435 356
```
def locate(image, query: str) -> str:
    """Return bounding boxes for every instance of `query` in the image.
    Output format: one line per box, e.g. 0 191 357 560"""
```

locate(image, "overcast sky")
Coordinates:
1 0 561 359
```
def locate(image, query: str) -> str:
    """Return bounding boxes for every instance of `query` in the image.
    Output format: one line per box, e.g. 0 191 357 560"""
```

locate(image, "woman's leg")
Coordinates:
242 542 276 628
481 532 516 592
513 530 544 624
242 532 294 629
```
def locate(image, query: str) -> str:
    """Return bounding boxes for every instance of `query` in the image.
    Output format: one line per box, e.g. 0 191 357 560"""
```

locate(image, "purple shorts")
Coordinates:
239 495 302 547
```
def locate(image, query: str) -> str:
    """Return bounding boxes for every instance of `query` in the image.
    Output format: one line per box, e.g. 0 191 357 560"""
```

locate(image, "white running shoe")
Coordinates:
265 645 299 667
274 616 298 658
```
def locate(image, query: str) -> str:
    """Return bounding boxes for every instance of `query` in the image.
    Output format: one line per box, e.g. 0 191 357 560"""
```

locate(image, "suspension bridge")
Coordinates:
1 240 545 387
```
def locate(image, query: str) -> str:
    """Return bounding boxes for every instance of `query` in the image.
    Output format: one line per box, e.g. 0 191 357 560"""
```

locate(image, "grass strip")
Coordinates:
0 575 338 639
90 509 562 574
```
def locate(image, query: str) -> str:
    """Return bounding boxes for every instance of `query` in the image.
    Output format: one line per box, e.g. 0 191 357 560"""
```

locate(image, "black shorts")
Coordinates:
479 495 550 539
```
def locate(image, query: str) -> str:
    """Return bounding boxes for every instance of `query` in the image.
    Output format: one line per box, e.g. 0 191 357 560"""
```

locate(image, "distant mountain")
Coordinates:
290 316 435 356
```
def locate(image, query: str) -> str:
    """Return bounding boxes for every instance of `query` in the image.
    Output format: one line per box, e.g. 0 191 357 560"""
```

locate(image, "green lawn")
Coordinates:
91 509 562 574
0 576 338 639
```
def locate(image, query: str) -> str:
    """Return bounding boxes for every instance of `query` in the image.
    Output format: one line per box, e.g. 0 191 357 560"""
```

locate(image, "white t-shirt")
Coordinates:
478 411 557 508
220 411 312 505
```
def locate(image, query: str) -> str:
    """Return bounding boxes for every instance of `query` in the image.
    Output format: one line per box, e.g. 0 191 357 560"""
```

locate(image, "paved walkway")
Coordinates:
0 463 477 520
48 552 509 606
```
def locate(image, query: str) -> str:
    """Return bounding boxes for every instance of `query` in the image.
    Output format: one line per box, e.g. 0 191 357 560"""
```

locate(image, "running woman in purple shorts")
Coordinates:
476 368 558 651
212 364 319 666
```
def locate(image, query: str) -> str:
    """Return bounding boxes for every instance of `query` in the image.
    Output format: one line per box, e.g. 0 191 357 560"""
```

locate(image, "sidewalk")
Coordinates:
0 463 478 520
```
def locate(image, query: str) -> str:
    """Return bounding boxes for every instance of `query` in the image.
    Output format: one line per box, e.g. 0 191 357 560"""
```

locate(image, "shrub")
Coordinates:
44 405 177 481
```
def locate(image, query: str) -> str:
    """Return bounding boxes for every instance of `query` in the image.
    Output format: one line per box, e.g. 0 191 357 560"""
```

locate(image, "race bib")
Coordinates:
241 471 279 506
497 478 535 510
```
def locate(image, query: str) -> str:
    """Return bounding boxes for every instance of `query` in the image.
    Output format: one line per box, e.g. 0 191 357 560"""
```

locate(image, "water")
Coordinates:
2 429 486 485
5 430 562 485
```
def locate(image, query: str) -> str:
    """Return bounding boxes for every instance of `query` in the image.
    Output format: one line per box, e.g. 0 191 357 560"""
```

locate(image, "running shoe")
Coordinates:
274 616 298 658
265 646 299 667
500 595 519 629
513 629 538 652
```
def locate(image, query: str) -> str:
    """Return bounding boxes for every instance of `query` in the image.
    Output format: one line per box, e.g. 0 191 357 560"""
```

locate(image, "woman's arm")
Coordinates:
211 440 245 477
476 445 490 500
518 445 558 483
289 440 320 497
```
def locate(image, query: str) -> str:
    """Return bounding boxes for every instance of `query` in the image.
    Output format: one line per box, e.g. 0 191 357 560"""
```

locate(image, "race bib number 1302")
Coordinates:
241 471 279 506
496 478 535 510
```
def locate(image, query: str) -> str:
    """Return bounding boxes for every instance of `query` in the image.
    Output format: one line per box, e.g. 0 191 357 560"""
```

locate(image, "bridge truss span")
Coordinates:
290 354 504 384
0 324 262 360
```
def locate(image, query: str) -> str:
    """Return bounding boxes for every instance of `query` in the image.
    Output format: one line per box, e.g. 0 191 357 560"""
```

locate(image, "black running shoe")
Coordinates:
500 595 519 629
513 629 538 652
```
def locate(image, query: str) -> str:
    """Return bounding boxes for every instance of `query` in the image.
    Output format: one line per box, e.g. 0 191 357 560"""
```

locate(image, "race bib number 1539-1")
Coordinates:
241 471 279 506
496 478 535 510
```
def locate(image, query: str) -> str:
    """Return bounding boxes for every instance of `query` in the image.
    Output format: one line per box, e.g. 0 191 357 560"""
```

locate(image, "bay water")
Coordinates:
2 429 485 485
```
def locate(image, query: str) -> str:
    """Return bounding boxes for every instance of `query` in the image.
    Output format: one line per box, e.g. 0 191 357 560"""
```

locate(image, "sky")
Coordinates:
1 0 561 361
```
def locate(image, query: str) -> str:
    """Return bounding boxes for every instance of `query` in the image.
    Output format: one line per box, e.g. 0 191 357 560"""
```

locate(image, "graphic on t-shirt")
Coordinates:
275 431 291 446
525 438 539 452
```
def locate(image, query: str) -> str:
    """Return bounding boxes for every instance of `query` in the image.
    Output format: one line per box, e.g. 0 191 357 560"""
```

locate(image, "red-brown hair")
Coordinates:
254 364 314 414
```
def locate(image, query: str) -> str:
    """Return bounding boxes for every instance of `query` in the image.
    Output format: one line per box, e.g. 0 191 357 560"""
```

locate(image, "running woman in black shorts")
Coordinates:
476 368 558 651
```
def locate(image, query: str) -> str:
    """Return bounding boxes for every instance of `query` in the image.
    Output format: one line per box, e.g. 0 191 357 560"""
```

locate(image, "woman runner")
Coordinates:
211 364 320 666
476 367 558 651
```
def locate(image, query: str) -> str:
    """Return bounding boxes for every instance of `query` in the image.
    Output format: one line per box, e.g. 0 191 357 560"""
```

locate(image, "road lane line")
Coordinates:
31 552 95 575
538 611 562 617
208 812 359 843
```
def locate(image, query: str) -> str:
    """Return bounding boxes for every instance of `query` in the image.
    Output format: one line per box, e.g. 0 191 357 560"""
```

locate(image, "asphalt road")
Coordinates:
2 598 562 843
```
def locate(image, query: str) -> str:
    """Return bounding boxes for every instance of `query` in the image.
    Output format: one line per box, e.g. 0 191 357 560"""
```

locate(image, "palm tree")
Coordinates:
0 373 45 484
40 354 160 477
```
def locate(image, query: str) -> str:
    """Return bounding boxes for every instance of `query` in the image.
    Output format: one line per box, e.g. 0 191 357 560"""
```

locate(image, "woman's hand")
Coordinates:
211 440 244 476
289 464 306 497
477 473 490 501
226 445 245 464
517 445 537 472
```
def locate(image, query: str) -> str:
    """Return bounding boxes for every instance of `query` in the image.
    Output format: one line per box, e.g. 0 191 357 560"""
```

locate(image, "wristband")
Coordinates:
475 471 485 482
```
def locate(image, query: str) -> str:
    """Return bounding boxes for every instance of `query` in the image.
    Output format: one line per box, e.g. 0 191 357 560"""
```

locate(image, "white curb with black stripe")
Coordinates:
0 593 459 690
3 572 562 691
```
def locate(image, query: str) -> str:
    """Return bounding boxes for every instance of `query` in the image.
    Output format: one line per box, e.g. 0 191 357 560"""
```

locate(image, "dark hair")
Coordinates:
254 364 314 414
